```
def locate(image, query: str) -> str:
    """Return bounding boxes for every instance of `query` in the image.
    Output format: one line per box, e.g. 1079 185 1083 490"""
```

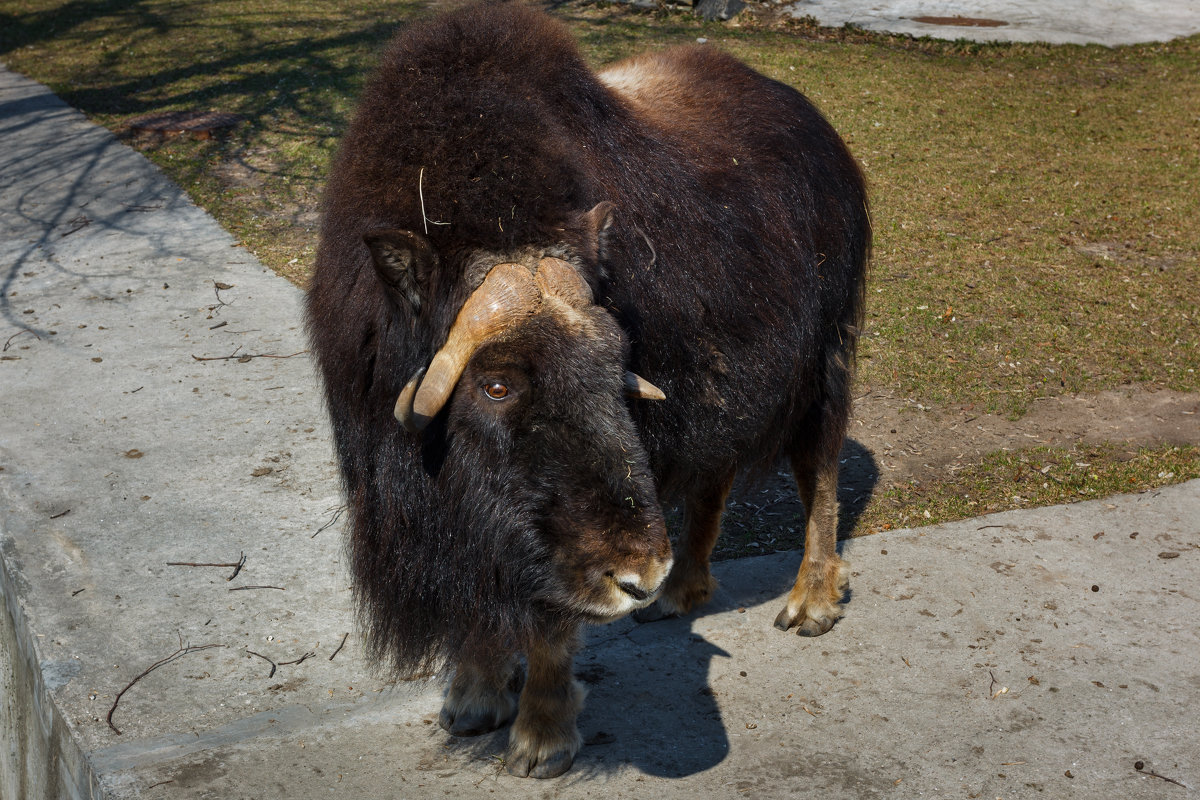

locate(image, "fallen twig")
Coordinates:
167 552 246 581
4 329 41 351
329 632 349 662
246 649 277 678
279 651 316 667
50 509 71 520
61 215 92 236
229 585 285 591
312 505 346 538
1135 761 1187 788
191 349 307 362
989 670 1009 699
108 642 224 734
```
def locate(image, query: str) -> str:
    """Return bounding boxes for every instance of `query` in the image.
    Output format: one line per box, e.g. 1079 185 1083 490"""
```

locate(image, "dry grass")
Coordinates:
3 0 1196 544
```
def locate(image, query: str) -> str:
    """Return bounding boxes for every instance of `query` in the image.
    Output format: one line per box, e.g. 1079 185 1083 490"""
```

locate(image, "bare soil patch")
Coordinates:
717 386 1200 558
852 385 1199 491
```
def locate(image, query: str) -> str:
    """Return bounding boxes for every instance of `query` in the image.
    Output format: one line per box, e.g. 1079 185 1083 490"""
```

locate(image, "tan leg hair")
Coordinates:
774 456 848 636
505 623 585 779
635 471 734 621
439 655 520 737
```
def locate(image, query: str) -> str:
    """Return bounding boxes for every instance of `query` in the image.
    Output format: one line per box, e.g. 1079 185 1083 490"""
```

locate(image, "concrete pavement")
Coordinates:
782 0 1200 46
2 54 1199 800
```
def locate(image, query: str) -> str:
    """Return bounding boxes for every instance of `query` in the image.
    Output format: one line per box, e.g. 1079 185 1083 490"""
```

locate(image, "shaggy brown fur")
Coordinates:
307 0 869 778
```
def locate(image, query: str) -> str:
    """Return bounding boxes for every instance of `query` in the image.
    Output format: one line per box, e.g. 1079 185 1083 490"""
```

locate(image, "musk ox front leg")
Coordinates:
774 455 849 636
439 655 520 736
634 473 734 621
505 622 584 779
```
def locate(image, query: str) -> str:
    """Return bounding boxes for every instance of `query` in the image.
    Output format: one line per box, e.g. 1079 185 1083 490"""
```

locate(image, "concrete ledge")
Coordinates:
3 65 1199 799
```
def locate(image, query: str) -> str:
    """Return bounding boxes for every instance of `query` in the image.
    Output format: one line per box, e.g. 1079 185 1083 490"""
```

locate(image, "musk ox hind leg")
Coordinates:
439 655 521 737
505 622 585 778
774 451 850 636
634 472 735 622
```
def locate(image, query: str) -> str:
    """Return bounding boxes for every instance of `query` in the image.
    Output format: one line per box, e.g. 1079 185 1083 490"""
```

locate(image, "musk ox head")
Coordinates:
364 217 673 627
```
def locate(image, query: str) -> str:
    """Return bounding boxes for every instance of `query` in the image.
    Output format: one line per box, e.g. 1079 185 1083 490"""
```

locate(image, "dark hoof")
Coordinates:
773 606 836 636
438 689 517 737
439 706 508 737
772 608 792 631
796 615 835 637
506 746 575 779
632 601 674 623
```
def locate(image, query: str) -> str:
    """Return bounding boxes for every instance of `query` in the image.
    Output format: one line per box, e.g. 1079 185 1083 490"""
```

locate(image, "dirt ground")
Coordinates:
718 385 1200 557
850 385 1200 490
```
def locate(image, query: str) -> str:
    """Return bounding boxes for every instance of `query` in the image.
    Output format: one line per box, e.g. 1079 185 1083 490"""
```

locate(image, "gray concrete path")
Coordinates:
2 64 1199 800
783 0 1200 45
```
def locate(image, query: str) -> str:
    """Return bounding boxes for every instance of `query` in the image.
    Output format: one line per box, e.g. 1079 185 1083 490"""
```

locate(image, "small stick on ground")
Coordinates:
229 585 285 591
312 505 346 539
246 649 277 679
108 642 224 734
279 651 316 667
988 670 1009 699
167 552 246 581
329 632 349 662
1135 761 1187 788
191 350 307 362
3 329 41 351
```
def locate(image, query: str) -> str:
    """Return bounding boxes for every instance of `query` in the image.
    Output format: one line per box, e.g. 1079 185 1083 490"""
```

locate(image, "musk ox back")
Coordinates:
307 2 868 778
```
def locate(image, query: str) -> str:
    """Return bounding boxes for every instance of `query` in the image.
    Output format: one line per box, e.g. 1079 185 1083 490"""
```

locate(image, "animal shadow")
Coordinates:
566 439 879 779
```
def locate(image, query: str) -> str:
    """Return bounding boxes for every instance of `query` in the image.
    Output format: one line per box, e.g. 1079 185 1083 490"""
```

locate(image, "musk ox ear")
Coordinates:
363 229 436 312
581 201 616 263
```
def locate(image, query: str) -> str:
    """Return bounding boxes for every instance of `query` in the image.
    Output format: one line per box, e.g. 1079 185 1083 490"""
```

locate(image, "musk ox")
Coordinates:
307 1 869 779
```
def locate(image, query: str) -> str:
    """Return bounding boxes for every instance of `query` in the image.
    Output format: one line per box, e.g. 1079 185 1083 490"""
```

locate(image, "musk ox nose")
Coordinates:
618 579 651 601
607 572 653 601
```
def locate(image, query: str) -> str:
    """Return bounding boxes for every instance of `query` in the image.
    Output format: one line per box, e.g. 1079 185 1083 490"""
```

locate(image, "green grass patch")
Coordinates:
860 443 1200 533
3 0 1194 412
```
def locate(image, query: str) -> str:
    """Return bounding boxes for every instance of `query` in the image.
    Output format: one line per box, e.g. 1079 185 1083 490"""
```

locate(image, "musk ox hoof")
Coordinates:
439 700 517 737
631 601 675 623
772 596 841 636
505 745 577 779
439 667 520 737
772 608 837 637
504 729 581 779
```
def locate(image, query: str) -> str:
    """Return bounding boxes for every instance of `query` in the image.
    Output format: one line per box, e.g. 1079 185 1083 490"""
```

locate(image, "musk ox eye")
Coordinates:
483 382 510 401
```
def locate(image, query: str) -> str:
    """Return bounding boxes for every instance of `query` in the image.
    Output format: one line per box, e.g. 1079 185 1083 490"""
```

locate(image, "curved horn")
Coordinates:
623 371 666 401
394 368 425 432
407 262 541 430
535 257 593 306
